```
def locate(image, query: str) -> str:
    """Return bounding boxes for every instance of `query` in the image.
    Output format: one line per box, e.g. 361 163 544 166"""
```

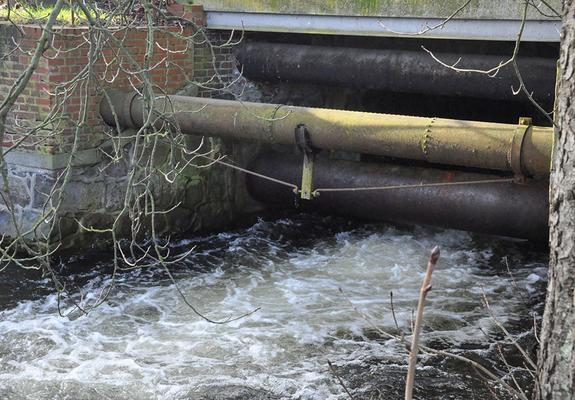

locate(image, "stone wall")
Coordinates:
0 17 253 251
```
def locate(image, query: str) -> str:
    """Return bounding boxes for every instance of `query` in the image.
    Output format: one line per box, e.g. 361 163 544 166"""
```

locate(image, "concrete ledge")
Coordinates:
3 148 102 170
206 12 561 42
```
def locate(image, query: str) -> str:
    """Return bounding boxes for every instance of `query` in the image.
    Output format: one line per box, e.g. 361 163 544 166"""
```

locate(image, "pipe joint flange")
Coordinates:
123 91 140 129
421 118 436 158
100 90 140 130
509 117 532 177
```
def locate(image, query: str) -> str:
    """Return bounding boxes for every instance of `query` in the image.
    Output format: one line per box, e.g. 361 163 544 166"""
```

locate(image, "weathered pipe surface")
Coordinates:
246 153 549 242
100 92 553 177
236 42 556 104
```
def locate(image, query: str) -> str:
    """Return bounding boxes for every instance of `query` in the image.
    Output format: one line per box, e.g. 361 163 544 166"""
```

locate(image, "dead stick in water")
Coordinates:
404 246 440 400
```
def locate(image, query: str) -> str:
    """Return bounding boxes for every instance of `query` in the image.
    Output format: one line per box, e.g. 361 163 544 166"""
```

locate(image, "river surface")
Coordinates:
0 213 548 399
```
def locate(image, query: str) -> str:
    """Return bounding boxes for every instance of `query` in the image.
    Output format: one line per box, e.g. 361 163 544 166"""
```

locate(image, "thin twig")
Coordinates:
327 359 355 400
405 246 440 400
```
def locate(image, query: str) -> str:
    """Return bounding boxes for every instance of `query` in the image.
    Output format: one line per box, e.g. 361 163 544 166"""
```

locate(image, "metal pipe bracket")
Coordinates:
295 124 318 200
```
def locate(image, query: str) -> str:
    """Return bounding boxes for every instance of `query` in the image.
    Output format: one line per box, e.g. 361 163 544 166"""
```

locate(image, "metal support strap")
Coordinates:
295 124 317 200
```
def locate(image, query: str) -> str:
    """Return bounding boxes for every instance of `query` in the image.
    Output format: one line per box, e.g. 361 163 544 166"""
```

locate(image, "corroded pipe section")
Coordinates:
100 91 553 176
246 153 549 242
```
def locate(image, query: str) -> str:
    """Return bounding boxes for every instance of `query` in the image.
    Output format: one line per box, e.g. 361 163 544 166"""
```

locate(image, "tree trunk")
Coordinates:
536 1 575 399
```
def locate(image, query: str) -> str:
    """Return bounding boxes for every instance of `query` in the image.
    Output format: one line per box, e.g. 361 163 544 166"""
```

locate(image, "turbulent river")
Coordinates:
0 213 548 400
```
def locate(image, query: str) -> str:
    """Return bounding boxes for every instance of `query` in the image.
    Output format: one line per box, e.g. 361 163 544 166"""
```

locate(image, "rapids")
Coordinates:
0 213 547 399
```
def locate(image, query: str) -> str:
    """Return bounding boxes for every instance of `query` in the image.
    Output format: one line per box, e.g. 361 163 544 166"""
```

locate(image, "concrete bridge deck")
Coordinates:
182 0 562 42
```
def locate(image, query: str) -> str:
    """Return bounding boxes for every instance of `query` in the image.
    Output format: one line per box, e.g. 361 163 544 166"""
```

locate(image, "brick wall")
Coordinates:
166 0 237 97
0 22 195 153
192 30 237 98
0 16 247 251
0 25 51 152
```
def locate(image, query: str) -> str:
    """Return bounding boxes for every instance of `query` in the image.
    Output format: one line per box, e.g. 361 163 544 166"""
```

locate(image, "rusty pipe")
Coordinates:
100 91 553 177
246 153 549 242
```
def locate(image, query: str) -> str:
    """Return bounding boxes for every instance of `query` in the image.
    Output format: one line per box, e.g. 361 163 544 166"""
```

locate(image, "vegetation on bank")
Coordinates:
0 4 109 25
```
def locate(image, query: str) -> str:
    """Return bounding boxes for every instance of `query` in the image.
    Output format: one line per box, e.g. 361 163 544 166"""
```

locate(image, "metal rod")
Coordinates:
100 91 553 177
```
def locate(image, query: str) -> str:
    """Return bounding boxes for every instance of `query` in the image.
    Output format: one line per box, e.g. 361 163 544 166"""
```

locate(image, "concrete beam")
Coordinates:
206 12 561 42
194 0 561 20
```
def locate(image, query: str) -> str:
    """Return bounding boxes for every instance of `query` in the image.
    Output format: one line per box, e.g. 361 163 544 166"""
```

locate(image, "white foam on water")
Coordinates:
0 216 547 399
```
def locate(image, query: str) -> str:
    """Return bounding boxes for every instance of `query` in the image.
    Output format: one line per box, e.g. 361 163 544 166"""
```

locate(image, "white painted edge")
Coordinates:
206 12 561 42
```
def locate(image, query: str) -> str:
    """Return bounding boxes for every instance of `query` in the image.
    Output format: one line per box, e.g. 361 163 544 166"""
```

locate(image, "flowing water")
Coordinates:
0 213 548 399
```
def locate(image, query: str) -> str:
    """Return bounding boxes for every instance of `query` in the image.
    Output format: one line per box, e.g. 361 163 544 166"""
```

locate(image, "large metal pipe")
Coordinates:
246 153 549 242
236 42 556 104
100 91 553 176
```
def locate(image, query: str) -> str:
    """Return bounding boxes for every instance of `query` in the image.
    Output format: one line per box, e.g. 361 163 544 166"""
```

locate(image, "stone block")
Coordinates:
105 182 128 211
32 173 57 209
101 159 129 178
1 175 31 208
20 208 50 239
0 208 19 237
78 212 114 232
162 207 195 234
60 181 106 211
182 183 206 211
